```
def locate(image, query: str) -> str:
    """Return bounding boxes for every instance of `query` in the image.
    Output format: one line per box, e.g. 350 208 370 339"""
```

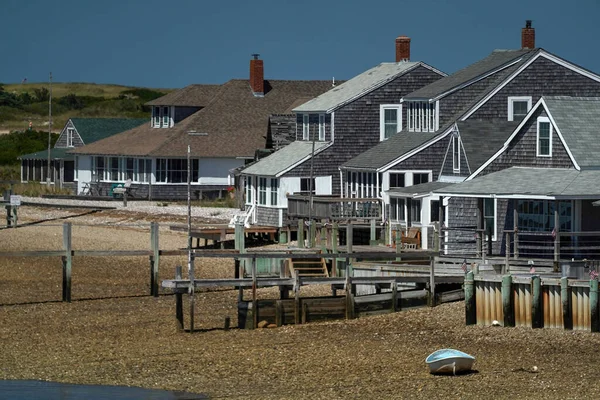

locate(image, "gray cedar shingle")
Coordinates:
457 120 520 171
241 141 330 176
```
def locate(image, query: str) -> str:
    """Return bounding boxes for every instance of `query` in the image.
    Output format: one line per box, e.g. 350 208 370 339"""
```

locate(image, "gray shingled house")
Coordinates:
340 21 600 249
240 36 446 227
434 96 600 258
19 118 146 191
69 56 333 199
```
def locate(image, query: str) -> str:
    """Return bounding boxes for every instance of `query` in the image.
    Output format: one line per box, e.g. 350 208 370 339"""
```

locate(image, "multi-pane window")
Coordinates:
93 156 104 181
318 114 325 141
430 200 440 222
380 105 401 140
125 158 135 180
153 106 161 127
453 135 460 172
156 158 198 183
108 157 119 181
537 117 552 157
302 114 309 140
483 198 496 240
270 178 278 206
406 101 436 132
300 177 315 194
410 200 422 223
517 200 572 232
413 173 429 185
390 197 405 221
508 96 532 121
152 106 171 128
136 159 152 183
389 173 405 188
245 176 253 204
162 106 169 127
67 128 75 147
258 177 267 205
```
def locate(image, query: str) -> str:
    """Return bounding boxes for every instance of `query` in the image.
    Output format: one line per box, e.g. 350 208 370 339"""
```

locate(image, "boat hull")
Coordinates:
425 349 475 375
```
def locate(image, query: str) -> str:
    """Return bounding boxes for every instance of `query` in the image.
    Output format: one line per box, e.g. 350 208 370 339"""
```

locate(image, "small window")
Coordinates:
258 177 267 205
380 105 401 140
452 135 460 172
410 200 421 223
508 96 532 121
537 117 552 157
413 173 429 185
300 177 315 194
162 106 170 127
483 198 496 241
245 176 253 204
153 106 161 127
430 200 440 222
302 114 309 140
125 158 135 180
390 197 405 221
318 114 325 141
389 172 405 188
67 128 75 147
270 178 278 206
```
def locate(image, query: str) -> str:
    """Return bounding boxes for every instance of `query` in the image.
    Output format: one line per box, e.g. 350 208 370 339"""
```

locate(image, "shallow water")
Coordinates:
0 380 208 399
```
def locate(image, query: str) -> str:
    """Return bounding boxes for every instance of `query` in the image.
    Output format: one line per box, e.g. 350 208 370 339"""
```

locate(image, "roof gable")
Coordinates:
70 118 148 144
145 84 220 107
241 141 331 177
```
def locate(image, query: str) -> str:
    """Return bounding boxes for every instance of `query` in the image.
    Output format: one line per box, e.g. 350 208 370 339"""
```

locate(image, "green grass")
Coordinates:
4 82 172 99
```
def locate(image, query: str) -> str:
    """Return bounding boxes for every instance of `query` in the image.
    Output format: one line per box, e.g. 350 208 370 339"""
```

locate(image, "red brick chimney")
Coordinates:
395 36 411 62
250 54 264 95
521 20 535 49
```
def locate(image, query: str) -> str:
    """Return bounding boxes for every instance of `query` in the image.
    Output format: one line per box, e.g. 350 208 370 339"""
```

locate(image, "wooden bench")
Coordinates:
401 227 421 249
112 179 132 206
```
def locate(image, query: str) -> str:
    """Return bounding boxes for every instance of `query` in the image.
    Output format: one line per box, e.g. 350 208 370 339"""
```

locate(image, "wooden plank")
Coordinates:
175 266 183 331
150 222 159 297
62 222 72 302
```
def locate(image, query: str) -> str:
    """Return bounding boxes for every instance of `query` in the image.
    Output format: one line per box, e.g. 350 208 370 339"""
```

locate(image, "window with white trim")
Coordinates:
270 178 278 206
483 198 496 241
300 177 315 194
410 200 422 223
380 105 402 140
413 173 429 185
136 159 152 183
245 176 253 204
517 200 572 232
406 101 436 132
125 158 135 180
67 128 75 147
537 116 552 157
389 172 405 188
152 106 171 128
258 177 267 205
318 114 325 141
108 157 120 181
452 134 460 172
390 197 405 221
156 158 198 183
162 106 169 127
508 96 532 121
74 156 78 181
302 114 309 140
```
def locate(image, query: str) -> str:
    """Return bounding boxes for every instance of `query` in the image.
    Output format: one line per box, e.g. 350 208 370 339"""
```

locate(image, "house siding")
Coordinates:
255 207 281 227
440 136 470 177
384 135 451 181
469 57 600 120
290 65 444 194
174 106 201 123
55 120 84 148
269 114 296 150
93 182 229 200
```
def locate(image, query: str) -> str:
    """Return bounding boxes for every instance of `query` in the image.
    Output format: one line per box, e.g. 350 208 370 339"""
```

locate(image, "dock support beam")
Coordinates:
150 222 159 297
531 275 542 328
502 275 514 327
175 266 184 331
62 222 72 302
561 276 572 330
591 278 599 333
465 271 475 325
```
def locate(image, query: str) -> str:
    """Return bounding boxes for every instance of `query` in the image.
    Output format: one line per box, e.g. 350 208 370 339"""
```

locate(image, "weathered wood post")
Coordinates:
309 220 316 248
505 231 510 274
476 201 483 258
531 275 542 328
123 191 128 207
62 222 72 302
590 278 599 333
465 271 476 325
252 254 258 329
294 273 301 325
554 209 560 272
561 276 572 330
150 222 160 297
433 222 439 252
175 266 184 331
345 264 354 319
188 251 195 333
370 219 377 246
320 223 327 254
502 275 514 327
391 279 398 312
395 228 402 256
428 256 436 307
332 222 338 277
513 209 519 259
346 221 353 255
297 219 305 249
235 221 245 302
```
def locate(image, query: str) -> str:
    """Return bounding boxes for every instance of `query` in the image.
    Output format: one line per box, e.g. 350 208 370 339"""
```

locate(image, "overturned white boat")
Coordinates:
425 349 475 375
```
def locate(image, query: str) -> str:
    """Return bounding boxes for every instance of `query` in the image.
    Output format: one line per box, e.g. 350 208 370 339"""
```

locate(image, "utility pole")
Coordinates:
46 72 52 187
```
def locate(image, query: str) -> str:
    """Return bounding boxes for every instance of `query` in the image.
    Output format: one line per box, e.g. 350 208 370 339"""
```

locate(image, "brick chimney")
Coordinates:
395 36 411 62
250 54 264 96
521 20 535 49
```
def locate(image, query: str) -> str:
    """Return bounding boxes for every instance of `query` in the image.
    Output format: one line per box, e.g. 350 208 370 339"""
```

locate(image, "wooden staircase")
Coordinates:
288 257 329 278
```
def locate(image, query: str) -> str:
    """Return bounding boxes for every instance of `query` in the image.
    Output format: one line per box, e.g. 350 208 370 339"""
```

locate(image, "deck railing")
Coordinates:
286 195 381 220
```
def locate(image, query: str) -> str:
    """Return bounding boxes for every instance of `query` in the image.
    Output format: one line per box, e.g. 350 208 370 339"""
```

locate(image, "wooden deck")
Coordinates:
169 224 278 247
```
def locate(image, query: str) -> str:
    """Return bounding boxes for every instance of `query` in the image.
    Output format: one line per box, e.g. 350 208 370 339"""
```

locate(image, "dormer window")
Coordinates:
380 105 402 141
452 134 460 172
302 114 309 140
152 106 172 128
536 116 552 157
67 128 75 147
318 114 325 141
406 101 436 132
508 96 532 121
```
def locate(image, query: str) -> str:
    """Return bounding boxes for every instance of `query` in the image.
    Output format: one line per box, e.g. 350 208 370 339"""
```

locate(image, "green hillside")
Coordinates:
0 82 173 132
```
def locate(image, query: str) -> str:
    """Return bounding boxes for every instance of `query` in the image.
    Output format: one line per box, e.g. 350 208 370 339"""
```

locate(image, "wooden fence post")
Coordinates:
561 277 572 330
513 209 519 259
502 275 514 327
590 278 599 333
428 256 436 307
309 221 316 248
294 273 301 325
332 222 338 277
505 231 510 274
189 252 195 333
554 209 560 272
252 254 257 329
175 266 184 331
62 222 72 302
298 219 305 249
370 219 377 246
391 279 398 312
465 271 475 325
150 222 159 297
531 275 542 329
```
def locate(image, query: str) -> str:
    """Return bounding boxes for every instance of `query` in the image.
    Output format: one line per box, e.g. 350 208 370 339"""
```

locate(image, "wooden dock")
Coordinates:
169 224 278 248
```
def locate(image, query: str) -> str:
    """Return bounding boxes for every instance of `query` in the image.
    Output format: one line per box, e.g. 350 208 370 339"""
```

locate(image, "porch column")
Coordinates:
554 203 560 271
476 199 483 258
406 198 412 231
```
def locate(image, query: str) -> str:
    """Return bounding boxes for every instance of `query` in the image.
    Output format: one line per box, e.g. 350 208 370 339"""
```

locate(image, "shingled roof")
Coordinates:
70 79 333 158
457 120 519 172
145 84 220 107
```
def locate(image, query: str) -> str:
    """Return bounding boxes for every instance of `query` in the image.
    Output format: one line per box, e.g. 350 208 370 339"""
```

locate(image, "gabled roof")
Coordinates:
145 84 220 107
341 129 447 171
70 79 333 158
20 148 70 161
388 181 453 198
241 141 331 177
70 118 148 144
294 62 444 113
434 167 600 199
456 120 519 172
405 49 534 101
543 96 600 169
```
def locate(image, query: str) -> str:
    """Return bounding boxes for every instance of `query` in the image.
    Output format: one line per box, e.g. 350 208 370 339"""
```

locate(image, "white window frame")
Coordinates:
270 178 278 206
318 114 325 141
452 134 460 172
302 114 309 140
406 101 436 132
67 128 75 147
379 104 402 141
162 106 170 128
258 177 267 205
536 116 552 157
507 96 532 121
153 106 161 127
483 198 497 241
245 176 253 205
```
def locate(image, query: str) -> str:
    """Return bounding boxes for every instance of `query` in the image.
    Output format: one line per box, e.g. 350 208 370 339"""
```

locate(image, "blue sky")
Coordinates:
2 0 599 89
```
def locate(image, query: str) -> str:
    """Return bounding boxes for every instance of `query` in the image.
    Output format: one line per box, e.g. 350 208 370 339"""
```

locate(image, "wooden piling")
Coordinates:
465 271 475 325
531 275 542 328
428 256 436 307
513 209 519 259
309 221 316 248
298 219 305 248
150 222 159 297
189 252 195 333
175 266 183 331
62 222 72 302
391 280 398 312
590 279 599 333
294 273 301 325
561 277 572 330
502 275 514 327
554 209 560 272
332 222 338 277
369 219 377 246
252 255 257 329
505 232 510 274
